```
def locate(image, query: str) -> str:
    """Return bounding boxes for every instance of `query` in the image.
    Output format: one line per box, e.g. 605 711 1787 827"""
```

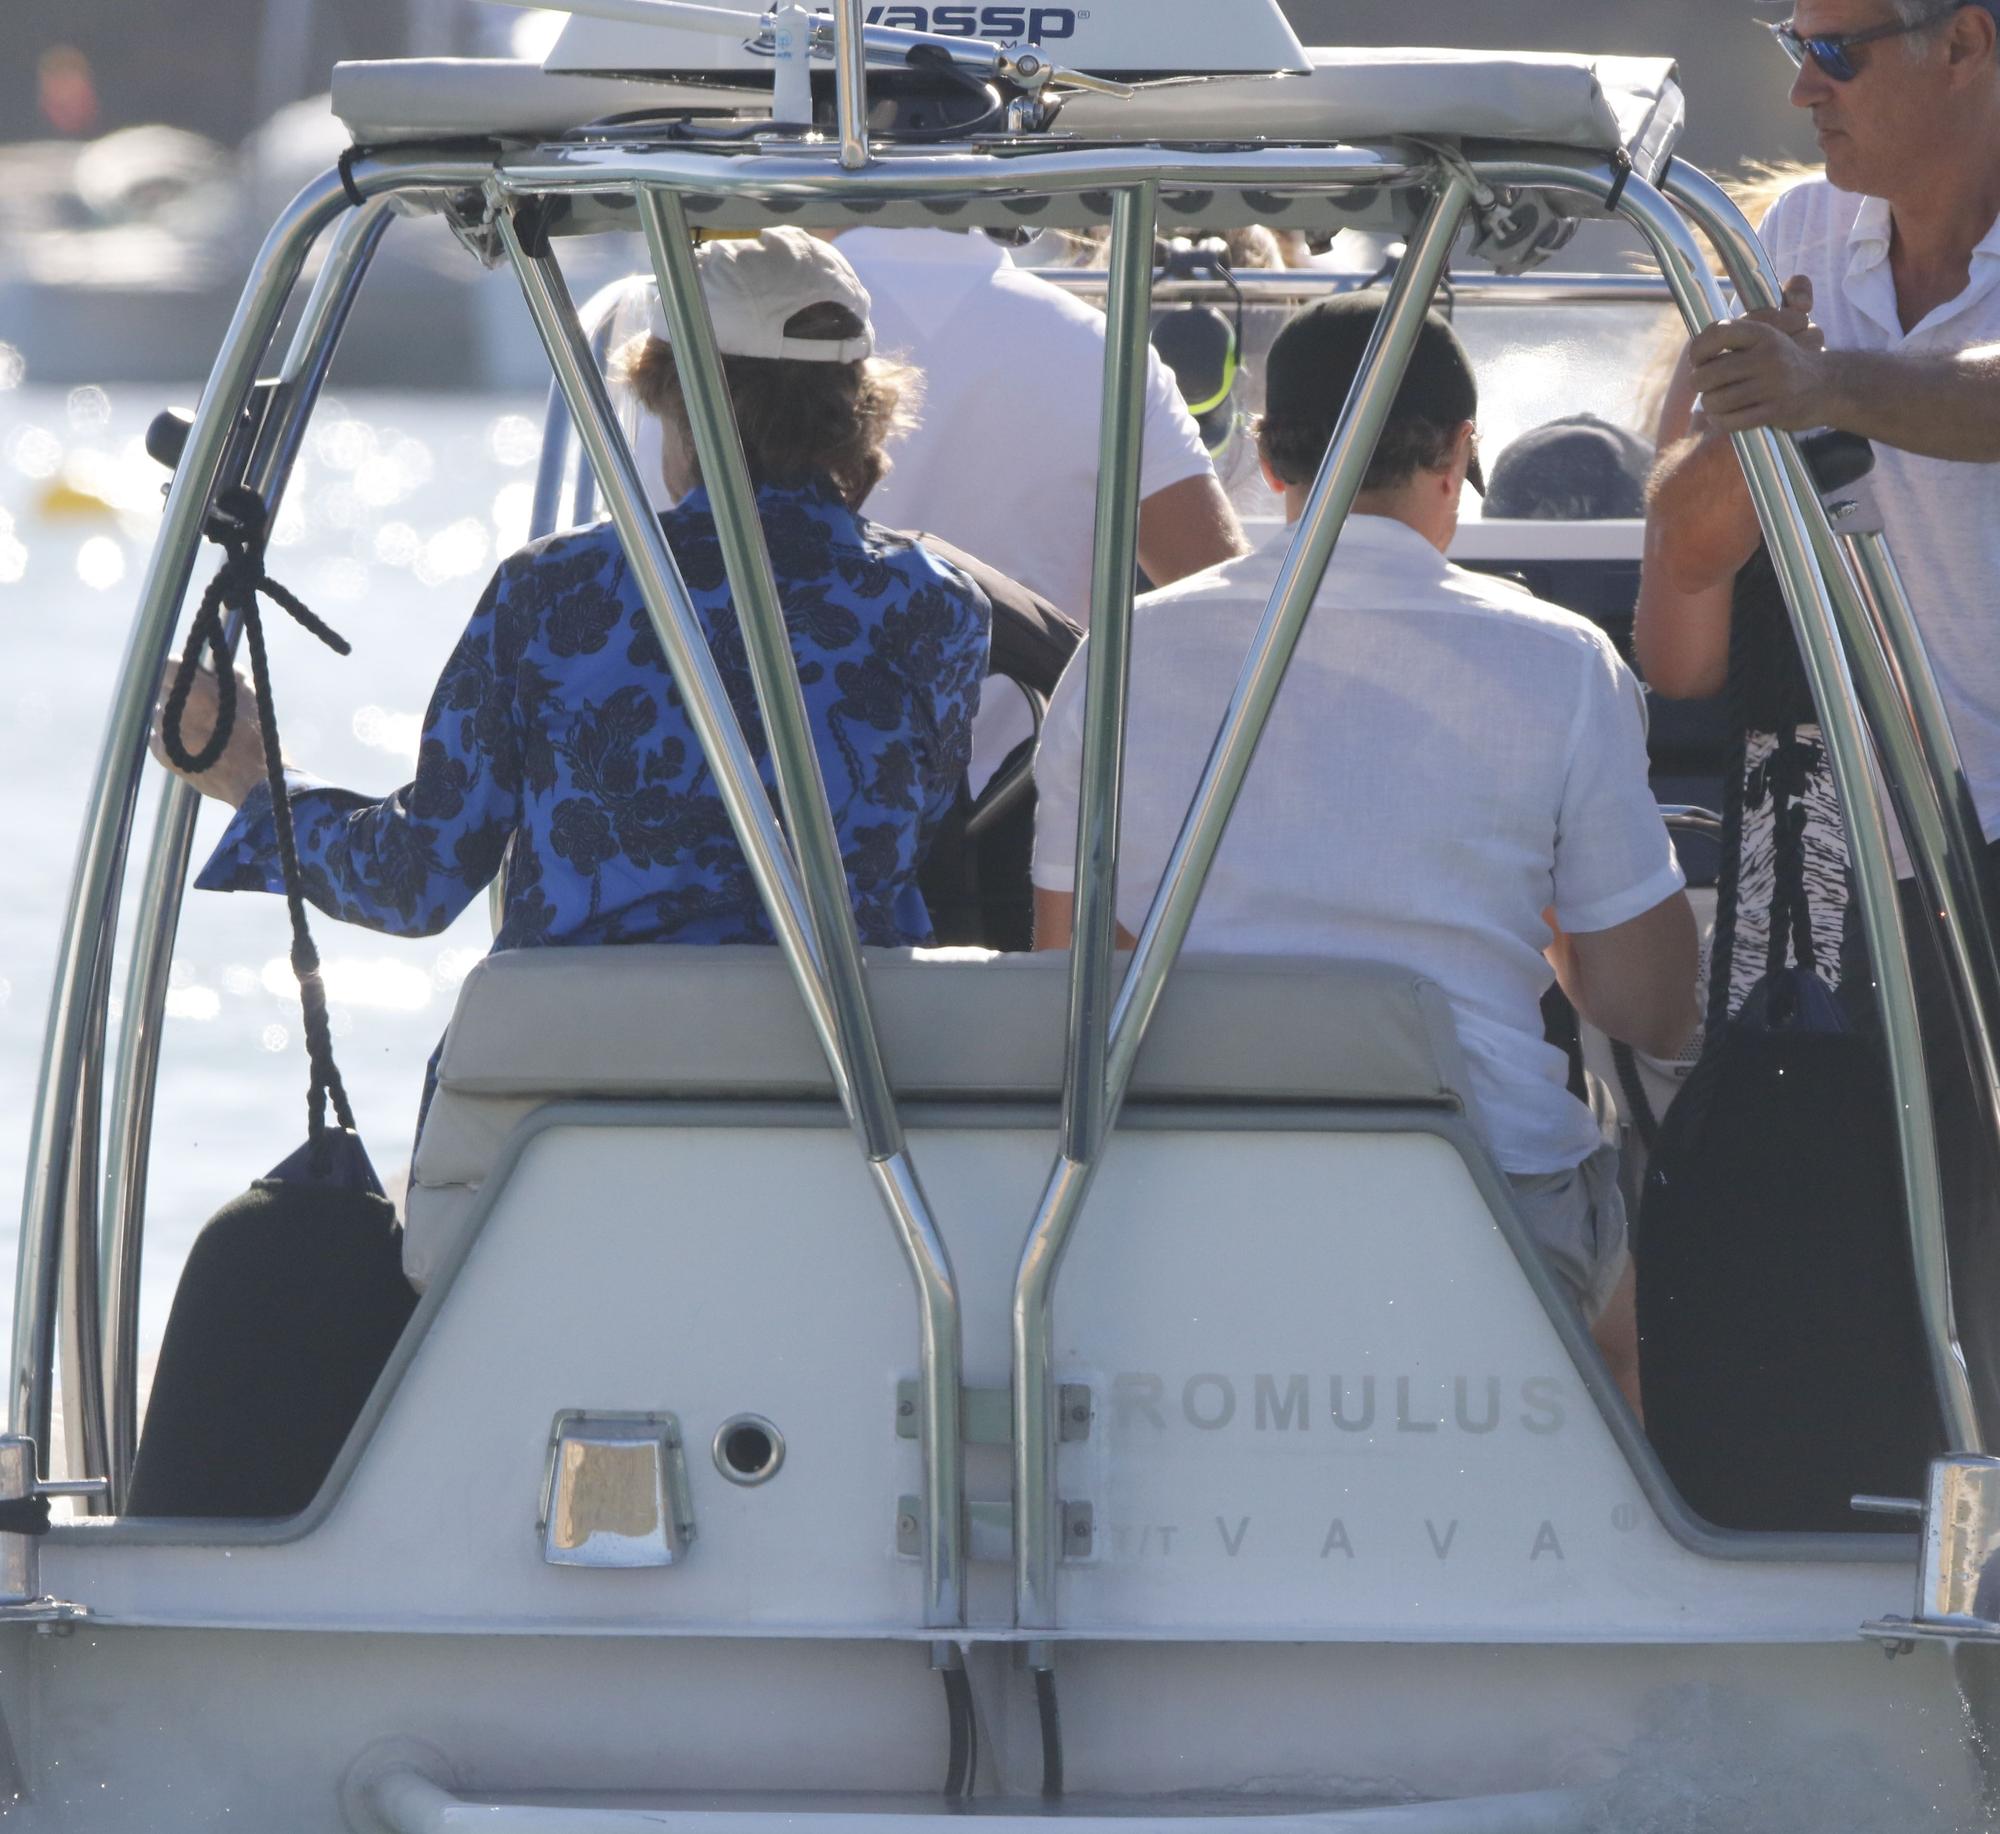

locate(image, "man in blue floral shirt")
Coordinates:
159 230 990 958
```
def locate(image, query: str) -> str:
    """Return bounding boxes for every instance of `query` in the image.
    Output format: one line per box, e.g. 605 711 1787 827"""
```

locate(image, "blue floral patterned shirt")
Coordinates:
197 478 991 952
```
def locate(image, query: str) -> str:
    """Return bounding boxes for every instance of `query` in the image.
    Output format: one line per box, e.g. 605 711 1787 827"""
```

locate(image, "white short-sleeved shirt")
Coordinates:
1761 180 2000 848
841 228 1215 622
1031 515 1685 1175
841 228 1218 783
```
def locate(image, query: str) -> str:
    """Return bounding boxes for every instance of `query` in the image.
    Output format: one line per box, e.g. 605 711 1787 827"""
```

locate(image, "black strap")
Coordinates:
337 146 367 211
162 485 358 1168
1705 562 1826 1040
1604 147 1635 216
1748 722 1821 981
1703 612 1753 1042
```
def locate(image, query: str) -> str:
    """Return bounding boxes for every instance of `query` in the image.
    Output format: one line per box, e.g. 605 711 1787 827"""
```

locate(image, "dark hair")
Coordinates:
617 302 920 511
1255 411 1460 494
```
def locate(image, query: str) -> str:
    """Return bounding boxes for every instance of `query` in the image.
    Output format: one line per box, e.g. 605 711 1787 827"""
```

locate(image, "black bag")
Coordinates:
1636 655 1941 1530
129 489 416 1518
125 1134 414 1518
1636 973 1940 1530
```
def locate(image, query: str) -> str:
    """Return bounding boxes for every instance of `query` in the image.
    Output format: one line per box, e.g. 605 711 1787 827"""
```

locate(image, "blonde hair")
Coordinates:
616 301 921 511
1632 160 1822 439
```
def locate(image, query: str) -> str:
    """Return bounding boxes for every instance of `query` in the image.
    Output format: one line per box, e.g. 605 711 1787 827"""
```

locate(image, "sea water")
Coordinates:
0 381 545 1375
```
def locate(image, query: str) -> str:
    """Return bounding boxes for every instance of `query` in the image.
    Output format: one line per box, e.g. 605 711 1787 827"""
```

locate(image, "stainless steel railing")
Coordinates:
15 167 356 1466
94 197 398 1509
493 189 971 1628
19 113 1987 1652
1546 151 1981 1454
1657 158 1994 1453
1009 170 1476 1648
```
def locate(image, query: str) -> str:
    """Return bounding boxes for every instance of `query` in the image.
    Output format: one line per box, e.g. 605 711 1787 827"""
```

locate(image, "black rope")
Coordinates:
1704 708 1750 1044
941 1663 975 1798
1034 1666 1064 1799
161 484 358 1167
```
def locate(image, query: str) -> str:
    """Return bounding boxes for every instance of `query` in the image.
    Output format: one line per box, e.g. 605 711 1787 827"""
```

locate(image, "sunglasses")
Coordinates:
1769 4 1973 80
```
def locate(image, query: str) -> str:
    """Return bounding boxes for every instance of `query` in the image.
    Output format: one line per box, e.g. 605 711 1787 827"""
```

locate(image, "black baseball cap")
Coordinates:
1262 290 1484 494
1483 414 1652 522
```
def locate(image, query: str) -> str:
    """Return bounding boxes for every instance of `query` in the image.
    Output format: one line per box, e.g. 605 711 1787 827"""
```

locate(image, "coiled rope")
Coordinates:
160 484 358 1168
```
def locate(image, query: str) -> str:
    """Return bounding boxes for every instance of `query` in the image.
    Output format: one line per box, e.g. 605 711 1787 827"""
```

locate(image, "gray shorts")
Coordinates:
1507 1139 1629 1321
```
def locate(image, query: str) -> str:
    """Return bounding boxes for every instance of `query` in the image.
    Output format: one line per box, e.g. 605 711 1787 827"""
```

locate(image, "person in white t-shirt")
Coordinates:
836 227 1247 785
1032 294 1697 1409
1639 0 2000 878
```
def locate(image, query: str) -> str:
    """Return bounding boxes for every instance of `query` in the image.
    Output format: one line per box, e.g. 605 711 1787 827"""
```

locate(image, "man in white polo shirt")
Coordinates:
838 227 1247 784
1032 295 1697 1406
1642 0 2000 873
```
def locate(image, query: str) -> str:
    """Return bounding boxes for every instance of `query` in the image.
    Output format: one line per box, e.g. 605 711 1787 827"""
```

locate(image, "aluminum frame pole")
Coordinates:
1662 164 2000 1258
530 288 629 546
635 183 963 1625
1010 171 1473 1643
1840 523 2000 1060
495 206 847 1078
95 197 395 1509
11 169 355 1461
1545 153 1982 1453
833 0 870 170
499 196 978 1624
1060 181 1156 1162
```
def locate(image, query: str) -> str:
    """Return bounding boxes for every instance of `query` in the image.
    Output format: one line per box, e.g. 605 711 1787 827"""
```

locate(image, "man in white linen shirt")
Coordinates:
837 227 1248 784
1032 295 1698 1408
1640 0 2000 871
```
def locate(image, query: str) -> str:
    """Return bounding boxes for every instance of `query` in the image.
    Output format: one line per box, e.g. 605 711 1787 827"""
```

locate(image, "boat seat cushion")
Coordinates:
405 947 1477 1287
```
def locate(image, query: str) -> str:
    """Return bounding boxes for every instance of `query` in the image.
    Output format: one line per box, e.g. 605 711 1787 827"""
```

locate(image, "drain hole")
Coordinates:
713 1415 784 1485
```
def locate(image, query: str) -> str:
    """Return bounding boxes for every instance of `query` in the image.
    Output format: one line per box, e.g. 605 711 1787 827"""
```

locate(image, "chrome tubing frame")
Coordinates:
635 184 964 1626
1013 181 1158 1653
12 168 355 1463
479 141 1419 202
1561 153 1981 1452
498 202 966 1623
512 280 631 935
94 198 396 1509
530 293 627 544
56 959 109 1496
1059 182 1157 1167
494 209 845 1085
834 0 871 171
1664 166 2000 1440
1010 171 1475 1643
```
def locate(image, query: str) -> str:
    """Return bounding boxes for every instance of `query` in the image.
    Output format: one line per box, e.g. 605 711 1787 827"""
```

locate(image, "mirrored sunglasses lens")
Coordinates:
1775 28 1809 68
1809 37 1860 79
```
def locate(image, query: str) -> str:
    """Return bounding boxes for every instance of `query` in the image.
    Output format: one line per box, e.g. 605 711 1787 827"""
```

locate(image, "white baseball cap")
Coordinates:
642 227 875 364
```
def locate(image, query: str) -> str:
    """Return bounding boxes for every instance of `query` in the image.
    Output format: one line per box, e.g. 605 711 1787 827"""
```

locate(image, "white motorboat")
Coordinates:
10 4 2000 1827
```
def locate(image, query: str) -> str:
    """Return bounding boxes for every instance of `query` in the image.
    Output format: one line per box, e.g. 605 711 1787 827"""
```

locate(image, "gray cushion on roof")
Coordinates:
330 49 1680 171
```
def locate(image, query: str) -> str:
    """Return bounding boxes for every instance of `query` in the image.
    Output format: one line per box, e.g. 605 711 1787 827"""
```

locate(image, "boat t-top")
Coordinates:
10 1 2000 1826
